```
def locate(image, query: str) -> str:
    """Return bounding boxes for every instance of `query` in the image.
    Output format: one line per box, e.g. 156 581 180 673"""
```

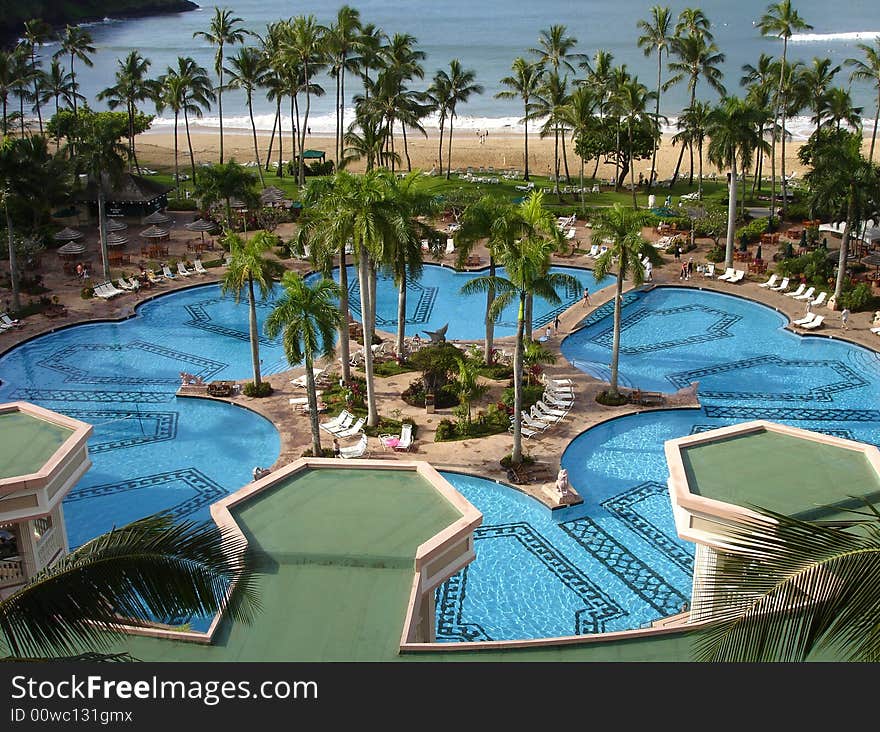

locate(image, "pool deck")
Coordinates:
3 221 872 511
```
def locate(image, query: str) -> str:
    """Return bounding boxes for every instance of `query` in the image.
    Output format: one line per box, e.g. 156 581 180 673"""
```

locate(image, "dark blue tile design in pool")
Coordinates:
10 389 173 403
184 297 278 344
348 275 438 326
40 341 226 385
667 355 868 402
435 567 493 642
600 481 694 574
66 468 227 518
475 523 624 633
62 409 179 453
575 291 641 331
703 405 880 422
590 304 742 355
559 517 689 615
690 423 856 441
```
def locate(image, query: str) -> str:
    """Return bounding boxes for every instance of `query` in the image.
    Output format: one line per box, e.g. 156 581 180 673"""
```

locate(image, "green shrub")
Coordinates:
167 198 199 211
242 381 273 397
839 282 873 311
501 384 545 411
776 249 835 287
706 244 726 263
735 216 778 243
595 390 630 406
80 286 94 299
301 447 336 458
500 453 534 468
434 419 456 441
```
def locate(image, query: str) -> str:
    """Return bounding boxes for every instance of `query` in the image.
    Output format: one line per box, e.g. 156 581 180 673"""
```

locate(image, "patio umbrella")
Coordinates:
106 232 128 247
143 210 171 225
756 244 763 261
260 186 285 206
800 229 807 248
140 225 169 239
106 219 128 232
185 218 219 245
862 253 880 271
228 197 248 209
57 240 85 256
53 226 84 242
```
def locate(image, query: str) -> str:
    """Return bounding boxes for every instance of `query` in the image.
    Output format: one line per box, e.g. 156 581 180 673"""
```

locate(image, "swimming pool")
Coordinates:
312 264 615 341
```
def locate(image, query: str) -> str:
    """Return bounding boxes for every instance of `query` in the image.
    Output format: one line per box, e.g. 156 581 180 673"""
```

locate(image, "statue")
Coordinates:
556 468 569 496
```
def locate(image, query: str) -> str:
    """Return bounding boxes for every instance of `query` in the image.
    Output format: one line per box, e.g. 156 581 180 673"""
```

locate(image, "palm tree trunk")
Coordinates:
869 90 879 163
247 276 262 387
299 63 311 186
484 256 496 364
561 130 571 182
446 114 454 180
70 55 77 114
524 294 533 342
780 40 789 211
511 291 526 464
247 94 265 186
276 102 283 179
173 110 180 198
649 52 661 190
97 189 110 281
553 127 560 195
725 161 737 270
305 354 322 456
608 275 623 396
357 253 379 426
218 60 224 164
671 141 686 186
184 107 197 186
834 188 856 301
2 97 7 135
402 122 412 172
338 250 351 383
339 63 347 171
31 51 43 134
5 208 21 312
629 125 638 209
290 96 298 176
437 114 445 172
523 108 530 181
265 103 278 171
698 138 704 196
769 127 777 221
396 274 407 357
335 68 341 169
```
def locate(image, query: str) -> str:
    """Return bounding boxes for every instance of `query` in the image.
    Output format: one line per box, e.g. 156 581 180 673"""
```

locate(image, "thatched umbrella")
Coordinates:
53 226 84 242
57 240 86 258
106 232 128 247
143 210 171 225
260 186 285 206
140 225 170 240
106 219 128 232
185 218 219 246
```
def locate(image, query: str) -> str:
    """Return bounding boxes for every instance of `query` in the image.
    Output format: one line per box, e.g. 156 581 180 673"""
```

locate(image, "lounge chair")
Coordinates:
146 269 165 285
529 405 561 426
339 434 369 459
534 402 567 422
117 278 134 291
445 239 455 255
703 263 715 278
94 281 123 299
587 244 599 257
334 416 366 439
177 261 194 277
162 264 177 279
717 267 736 281
800 314 825 330
380 422 414 451
536 399 568 418
543 375 574 388
794 286 816 301
810 291 828 307
423 323 448 344
727 270 745 283
792 312 818 327
544 391 574 410
521 411 552 431
194 259 209 275
290 368 325 388
759 274 779 288
0 312 22 328
321 411 354 434
770 276 790 292
785 283 806 298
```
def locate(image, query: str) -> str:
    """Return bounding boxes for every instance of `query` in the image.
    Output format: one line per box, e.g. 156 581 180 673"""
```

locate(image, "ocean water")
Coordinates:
28 0 880 137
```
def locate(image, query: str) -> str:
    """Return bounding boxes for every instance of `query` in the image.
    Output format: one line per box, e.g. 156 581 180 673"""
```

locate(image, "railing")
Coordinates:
35 527 63 569
0 558 25 586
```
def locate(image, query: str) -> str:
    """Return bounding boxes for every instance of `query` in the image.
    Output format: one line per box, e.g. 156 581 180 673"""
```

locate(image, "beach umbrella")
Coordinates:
229 197 248 210
140 225 169 239
53 226 84 242
106 232 128 247
106 219 128 232
143 210 171 225
862 253 880 271
57 240 86 257
260 186 285 206
185 218 219 245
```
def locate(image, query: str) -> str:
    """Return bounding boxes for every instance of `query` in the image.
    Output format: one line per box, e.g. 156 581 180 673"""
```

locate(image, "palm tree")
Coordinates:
354 23 385 104
10 45 32 136
453 356 490 425
461 192 579 464
0 137 26 312
194 160 259 234
260 21 288 178
177 57 215 187
156 71 186 198
265 273 343 457
799 57 840 136
22 19 51 134
691 502 880 662
678 101 712 195
0 513 257 660
435 60 483 179
326 5 362 169
741 53 777 193
225 46 269 186
560 85 601 208
0 50 18 135
221 230 285 390
97 51 159 173
41 59 76 121
846 39 880 161
497 58 545 181
614 77 658 207
675 7 714 41
820 87 863 133
342 108 396 171
52 25 95 114
758 0 813 215
193 8 251 164
426 70 451 173
380 33 427 173
707 96 763 270
590 204 652 399
637 6 674 189
289 14 326 185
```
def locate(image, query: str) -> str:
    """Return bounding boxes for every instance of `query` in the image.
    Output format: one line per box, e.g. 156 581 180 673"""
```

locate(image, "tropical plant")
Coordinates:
193 8 252 164
265 272 343 456
220 230 285 389
289 14 326 185
0 513 258 660
522 339 557 385
225 46 269 186
497 57 545 181
326 5 363 169
52 25 95 114
846 39 880 162
434 59 482 179
591 203 653 398
637 5 674 189
194 160 259 226
22 19 51 134
452 356 489 424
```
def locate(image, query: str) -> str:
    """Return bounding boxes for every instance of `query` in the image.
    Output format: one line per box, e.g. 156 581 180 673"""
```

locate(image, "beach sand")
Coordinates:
135 127 872 182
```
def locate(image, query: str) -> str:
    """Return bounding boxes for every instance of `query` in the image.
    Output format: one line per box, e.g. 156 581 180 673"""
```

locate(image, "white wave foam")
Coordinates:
790 31 880 43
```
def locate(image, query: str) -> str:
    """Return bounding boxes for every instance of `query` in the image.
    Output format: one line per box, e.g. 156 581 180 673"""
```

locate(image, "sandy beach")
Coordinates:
135 127 855 183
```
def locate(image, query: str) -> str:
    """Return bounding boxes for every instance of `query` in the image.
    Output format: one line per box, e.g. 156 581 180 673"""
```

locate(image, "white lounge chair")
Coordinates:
162 264 177 279
510 421 539 439
794 286 816 301
445 239 455 255
786 283 806 298
194 259 209 275
800 314 825 330
339 434 369 459
521 411 553 431
379 422 414 451
0 312 21 328
177 261 194 277
726 270 745 283
758 274 778 288
334 416 366 439
587 244 599 257
530 405 562 426
290 368 325 388
810 291 828 307
703 263 715 278
321 411 354 434
117 278 134 291
717 267 736 281
543 375 574 388
792 312 817 327
544 391 574 409
535 401 568 420
770 276 790 292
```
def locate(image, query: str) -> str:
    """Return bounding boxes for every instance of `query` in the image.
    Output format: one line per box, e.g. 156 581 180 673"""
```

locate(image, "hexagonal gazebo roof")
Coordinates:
665 420 880 548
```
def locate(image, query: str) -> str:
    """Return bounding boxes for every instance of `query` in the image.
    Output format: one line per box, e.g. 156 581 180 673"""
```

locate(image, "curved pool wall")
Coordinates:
0 284 282 628
309 263 615 341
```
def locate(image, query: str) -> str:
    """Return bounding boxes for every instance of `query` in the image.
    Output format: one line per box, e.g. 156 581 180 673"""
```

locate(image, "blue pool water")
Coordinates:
312 263 614 341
